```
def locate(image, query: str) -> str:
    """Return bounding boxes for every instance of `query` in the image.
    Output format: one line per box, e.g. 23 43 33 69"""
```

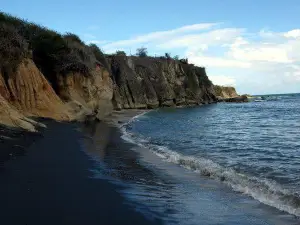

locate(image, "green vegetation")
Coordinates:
180 58 188 64
0 11 107 77
173 55 179 60
0 22 29 74
115 50 126 56
165 53 171 59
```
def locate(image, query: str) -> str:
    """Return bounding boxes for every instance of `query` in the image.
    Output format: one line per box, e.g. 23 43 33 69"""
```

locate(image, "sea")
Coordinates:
91 94 300 225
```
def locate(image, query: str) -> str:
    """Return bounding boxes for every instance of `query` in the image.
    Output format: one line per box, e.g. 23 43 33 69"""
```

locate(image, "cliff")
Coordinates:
214 85 238 99
110 56 217 109
0 12 218 131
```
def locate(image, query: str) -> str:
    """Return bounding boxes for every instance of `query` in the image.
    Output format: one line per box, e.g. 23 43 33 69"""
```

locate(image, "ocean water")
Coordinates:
91 94 300 225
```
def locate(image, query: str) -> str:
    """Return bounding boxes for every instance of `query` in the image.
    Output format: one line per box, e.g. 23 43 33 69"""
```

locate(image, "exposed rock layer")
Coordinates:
56 66 113 121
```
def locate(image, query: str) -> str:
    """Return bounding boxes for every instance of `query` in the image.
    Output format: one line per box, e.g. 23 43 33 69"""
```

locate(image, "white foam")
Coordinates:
120 115 300 217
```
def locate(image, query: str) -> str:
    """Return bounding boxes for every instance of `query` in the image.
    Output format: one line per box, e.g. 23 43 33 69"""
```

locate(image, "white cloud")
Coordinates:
209 75 236 86
102 23 218 52
228 44 292 63
188 54 251 68
157 28 244 49
283 29 300 39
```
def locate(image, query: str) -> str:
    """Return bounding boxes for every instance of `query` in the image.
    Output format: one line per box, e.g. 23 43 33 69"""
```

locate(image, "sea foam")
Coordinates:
120 116 300 217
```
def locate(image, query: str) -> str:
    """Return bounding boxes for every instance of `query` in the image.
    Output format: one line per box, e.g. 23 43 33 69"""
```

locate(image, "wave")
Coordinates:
121 122 300 217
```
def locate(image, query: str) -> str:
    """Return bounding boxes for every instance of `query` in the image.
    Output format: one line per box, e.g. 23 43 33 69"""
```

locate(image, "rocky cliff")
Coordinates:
0 12 218 131
110 56 217 109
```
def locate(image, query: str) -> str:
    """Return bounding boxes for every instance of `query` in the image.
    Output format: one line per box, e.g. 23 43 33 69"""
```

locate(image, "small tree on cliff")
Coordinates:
173 55 179 60
136 47 148 57
116 50 126 56
165 52 171 59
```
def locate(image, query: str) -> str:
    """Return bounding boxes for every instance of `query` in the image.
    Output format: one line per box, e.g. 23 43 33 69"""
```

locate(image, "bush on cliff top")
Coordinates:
0 11 102 77
0 23 29 74
89 44 110 70
136 47 148 57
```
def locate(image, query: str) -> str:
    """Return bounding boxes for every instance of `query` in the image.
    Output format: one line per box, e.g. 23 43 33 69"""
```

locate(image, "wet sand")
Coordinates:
0 111 162 225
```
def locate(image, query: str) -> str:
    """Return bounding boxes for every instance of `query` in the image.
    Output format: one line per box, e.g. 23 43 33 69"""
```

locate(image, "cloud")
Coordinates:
95 23 300 94
209 75 236 86
188 54 251 68
102 23 218 52
283 29 300 39
157 28 244 49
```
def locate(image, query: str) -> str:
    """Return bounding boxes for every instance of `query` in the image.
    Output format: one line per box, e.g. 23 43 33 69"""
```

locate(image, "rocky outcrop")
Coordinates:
214 85 238 99
0 94 45 132
221 95 249 103
214 85 249 103
109 56 217 109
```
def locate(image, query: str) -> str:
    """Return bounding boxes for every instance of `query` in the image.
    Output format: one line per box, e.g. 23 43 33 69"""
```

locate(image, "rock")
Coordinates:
108 56 217 109
220 95 249 103
214 85 239 99
214 85 249 103
0 94 38 132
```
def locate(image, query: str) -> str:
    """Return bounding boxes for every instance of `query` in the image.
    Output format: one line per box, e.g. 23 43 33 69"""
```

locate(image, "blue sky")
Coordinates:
2 0 300 94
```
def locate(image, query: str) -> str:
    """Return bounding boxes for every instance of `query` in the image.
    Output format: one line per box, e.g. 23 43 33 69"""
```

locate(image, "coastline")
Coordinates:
0 111 162 225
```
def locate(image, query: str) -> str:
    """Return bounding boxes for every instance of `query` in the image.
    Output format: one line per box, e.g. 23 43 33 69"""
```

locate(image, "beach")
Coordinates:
0 111 162 225
1 104 300 225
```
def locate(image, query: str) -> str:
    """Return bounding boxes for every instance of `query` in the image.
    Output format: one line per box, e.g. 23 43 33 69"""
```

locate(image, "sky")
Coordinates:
1 0 300 95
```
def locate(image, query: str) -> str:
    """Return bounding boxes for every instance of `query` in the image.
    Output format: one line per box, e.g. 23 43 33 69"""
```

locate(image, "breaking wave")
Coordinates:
120 119 300 217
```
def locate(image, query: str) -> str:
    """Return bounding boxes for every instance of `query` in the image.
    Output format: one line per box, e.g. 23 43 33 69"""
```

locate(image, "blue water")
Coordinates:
118 94 300 224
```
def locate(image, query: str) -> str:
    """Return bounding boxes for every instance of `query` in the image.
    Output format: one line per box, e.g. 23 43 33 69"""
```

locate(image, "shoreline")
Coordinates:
0 111 163 225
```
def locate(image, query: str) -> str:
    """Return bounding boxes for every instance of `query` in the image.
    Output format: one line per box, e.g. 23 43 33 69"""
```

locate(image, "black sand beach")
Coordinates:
0 111 162 225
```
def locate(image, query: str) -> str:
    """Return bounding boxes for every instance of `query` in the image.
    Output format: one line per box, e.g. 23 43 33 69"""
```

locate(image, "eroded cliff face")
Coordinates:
0 59 71 122
214 85 238 99
55 66 114 120
110 56 217 109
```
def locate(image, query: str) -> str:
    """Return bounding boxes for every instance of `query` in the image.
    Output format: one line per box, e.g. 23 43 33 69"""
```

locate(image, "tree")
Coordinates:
179 58 188 64
173 55 179 60
136 47 148 57
116 50 126 56
165 52 171 59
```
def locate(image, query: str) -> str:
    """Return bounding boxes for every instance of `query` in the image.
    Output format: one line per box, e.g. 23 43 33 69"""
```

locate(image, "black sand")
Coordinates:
0 117 163 225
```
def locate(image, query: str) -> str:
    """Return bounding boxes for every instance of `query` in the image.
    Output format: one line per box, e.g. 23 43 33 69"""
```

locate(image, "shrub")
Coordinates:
0 22 29 74
173 55 179 60
63 33 85 45
89 44 110 70
115 50 126 56
0 11 103 77
165 52 171 59
180 58 188 64
136 47 147 57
